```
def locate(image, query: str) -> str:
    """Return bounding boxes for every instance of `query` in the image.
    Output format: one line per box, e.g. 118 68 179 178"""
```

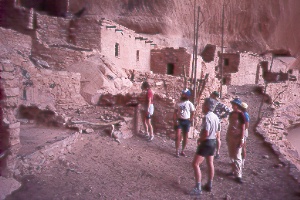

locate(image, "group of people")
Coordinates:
140 81 250 195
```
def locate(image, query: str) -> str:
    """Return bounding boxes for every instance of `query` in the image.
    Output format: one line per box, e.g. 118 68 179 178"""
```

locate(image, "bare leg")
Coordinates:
215 131 221 155
143 116 149 134
205 156 215 181
182 131 189 153
175 129 182 154
192 154 205 186
147 118 154 137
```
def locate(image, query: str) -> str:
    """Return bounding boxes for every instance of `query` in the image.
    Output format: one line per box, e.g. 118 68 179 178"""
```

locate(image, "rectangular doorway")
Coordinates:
167 63 174 75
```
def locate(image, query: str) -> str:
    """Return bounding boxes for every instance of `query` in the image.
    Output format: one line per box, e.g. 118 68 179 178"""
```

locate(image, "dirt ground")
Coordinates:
5 85 300 200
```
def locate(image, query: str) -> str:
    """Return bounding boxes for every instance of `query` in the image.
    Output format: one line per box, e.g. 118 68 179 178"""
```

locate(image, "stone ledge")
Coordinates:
0 177 21 200
13 131 80 177
256 119 300 184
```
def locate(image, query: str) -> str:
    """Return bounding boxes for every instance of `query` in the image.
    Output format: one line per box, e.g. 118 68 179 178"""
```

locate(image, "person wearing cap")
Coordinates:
190 98 219 195
173 88 195 157
141 81 155 141
240 102 250 168
210 91 231 159
226 98 246 184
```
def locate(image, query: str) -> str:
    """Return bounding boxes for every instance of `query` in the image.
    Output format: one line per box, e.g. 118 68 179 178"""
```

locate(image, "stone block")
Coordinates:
9 122 20 129
2 63 15 72
1 72 14 80
3 97 18 107
0 177 21 200
4 88 19 97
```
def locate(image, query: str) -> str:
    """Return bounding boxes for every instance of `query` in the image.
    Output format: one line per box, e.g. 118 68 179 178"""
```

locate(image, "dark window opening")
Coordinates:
224 58 229 66
288 69 293 74
136 50 140 61
115 43 120 57
167 63 174 75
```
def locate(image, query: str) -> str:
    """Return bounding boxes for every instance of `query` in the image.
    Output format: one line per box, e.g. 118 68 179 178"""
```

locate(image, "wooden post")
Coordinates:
193 6 200 104
220 1 225 98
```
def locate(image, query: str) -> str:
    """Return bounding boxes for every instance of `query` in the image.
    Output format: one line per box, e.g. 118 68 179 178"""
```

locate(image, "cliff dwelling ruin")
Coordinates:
1 0 300 199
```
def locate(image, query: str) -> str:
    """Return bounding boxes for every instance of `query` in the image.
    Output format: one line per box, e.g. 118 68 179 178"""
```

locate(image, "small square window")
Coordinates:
224 58 229 66
115 43 120 57
136 50 140 61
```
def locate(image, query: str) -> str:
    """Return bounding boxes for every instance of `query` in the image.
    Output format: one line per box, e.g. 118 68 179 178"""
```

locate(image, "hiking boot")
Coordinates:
226 171 235 177
180 152 187 157
214 154 220 159
148 135 154 141
189 187 202 195
202 183 212 192
235 177 243 184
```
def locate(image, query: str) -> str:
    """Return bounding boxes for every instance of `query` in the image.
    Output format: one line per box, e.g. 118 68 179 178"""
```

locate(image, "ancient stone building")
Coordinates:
150 47 193 77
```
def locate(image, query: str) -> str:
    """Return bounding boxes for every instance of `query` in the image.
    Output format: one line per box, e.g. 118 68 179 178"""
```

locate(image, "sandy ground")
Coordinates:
5 85 300 200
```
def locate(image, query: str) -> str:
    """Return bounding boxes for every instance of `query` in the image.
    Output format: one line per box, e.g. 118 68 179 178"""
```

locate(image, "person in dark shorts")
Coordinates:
190 98 219 195
173 89 195 157
209 91 231 159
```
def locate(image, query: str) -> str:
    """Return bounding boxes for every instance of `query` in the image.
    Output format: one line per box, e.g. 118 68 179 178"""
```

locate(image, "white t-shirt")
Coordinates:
175 100 195 119
200 111 219 139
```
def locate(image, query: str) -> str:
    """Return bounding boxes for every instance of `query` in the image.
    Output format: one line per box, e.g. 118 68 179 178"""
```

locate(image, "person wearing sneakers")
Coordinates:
141 81 155 141
226 98 246 184
240 102 250 168
209 91 231 159
190 98 219 195
173 88 195 158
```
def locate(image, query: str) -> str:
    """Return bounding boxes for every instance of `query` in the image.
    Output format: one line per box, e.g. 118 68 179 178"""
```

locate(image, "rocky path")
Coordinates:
6 85 300 200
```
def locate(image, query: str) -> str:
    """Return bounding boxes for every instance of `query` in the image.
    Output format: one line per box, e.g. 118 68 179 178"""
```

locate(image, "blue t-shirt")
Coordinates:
243 111 250 122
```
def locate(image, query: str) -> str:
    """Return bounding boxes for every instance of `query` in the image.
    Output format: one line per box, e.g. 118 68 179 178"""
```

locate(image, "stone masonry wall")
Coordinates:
150 47 191 76
230 52 264 85
256 76 300 181
0 28 32 176
0 28 87 176
100 19 152 72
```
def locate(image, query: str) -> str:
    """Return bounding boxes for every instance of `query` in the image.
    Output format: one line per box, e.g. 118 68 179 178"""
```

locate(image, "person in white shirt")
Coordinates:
173 89 195 158
190 98 219 195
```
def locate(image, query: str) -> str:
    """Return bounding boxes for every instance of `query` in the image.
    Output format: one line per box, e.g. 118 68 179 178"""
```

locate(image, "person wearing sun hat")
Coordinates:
226 98 246 184
240 102 250 168
209 91 231 159
173 88 195 158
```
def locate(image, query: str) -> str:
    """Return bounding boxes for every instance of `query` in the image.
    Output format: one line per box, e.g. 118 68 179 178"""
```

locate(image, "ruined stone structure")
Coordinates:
150 47 192 77
1 1 300 198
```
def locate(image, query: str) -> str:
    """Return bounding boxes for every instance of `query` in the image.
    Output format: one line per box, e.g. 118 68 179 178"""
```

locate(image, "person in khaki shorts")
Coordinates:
226 98 245 184
240 102 250 168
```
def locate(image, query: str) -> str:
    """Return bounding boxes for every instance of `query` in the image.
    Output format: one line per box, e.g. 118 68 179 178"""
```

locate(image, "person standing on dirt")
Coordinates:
240 102 250 168
209 91 231 159
173 89 195 157
190 98 219 195
141 81 155 141
226 98 245 184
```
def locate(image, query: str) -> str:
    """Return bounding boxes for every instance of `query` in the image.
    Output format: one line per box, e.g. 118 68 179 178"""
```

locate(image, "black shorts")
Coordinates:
174 119 191 133
196 139 216 156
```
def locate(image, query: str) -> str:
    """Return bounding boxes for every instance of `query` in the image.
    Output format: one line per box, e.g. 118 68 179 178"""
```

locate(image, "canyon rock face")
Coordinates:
68 0 300 59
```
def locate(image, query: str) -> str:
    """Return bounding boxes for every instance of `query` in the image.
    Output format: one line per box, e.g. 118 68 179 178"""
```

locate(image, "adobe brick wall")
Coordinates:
150 47 191 76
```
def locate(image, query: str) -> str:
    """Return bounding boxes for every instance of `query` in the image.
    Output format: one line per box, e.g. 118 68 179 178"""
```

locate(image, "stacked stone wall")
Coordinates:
230 53 264 85
256 77 300 181
0 28 87 176
150 47 191 76
100 19 152 72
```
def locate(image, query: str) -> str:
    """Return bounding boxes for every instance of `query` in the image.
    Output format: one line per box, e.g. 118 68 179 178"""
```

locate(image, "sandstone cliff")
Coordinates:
69 0 300 59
